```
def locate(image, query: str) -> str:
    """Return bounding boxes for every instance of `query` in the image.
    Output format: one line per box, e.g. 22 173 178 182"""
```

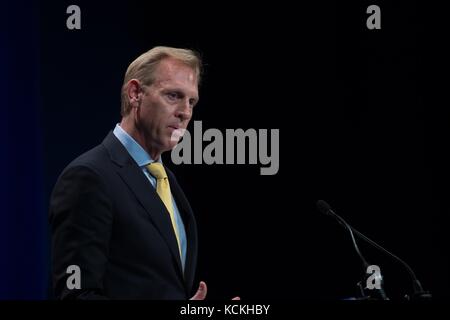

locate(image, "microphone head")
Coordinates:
316 200 332 215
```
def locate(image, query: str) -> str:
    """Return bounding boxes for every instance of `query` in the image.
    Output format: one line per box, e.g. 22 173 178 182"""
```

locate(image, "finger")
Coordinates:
190 281 207 300
231 296 241 300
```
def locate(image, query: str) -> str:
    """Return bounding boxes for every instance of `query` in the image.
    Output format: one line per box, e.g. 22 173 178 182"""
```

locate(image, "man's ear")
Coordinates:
127 79 141 108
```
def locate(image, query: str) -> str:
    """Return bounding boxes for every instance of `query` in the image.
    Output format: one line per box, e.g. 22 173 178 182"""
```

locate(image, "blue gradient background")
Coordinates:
1 2 49 299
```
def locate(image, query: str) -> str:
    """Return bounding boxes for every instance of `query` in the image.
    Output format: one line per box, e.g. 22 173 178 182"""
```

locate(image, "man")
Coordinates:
49 46 220 299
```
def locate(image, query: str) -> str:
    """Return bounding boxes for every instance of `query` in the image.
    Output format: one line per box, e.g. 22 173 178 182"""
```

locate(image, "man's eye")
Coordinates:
167 92 179 100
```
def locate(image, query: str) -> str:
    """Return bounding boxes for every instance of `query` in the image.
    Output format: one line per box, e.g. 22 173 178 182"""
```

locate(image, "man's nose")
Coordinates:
176 99 192 120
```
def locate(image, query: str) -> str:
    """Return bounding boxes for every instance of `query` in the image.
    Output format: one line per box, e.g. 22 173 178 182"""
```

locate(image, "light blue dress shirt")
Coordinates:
113 124 187 270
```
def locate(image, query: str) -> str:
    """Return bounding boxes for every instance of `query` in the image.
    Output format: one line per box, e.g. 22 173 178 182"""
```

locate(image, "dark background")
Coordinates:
1 1 447 300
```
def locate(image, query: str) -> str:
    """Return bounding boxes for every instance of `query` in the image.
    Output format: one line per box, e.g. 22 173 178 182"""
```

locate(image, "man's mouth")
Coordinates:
169 126 186 142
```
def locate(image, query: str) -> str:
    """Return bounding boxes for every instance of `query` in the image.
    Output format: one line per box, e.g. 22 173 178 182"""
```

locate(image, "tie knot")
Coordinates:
146 162 167 180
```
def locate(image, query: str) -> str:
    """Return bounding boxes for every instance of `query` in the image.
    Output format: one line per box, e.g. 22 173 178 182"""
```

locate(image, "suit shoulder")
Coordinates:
51 144 112 192
50 144 112 205
65 144 109 173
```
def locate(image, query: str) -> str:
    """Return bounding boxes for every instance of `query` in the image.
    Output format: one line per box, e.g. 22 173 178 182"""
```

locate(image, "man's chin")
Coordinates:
164 138 179 151
167 142 178 151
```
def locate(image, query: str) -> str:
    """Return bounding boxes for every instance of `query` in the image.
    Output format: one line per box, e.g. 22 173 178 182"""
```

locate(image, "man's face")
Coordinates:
136 58 199 157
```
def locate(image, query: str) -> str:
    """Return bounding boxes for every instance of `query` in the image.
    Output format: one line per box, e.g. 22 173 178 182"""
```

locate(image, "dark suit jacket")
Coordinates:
49 132 198 299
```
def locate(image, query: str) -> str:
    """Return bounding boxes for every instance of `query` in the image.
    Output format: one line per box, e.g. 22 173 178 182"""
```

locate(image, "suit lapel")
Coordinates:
102 132 184 280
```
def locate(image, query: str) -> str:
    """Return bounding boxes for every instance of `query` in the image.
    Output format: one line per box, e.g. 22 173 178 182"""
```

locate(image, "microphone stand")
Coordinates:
332 210 389 300
350 226 432 301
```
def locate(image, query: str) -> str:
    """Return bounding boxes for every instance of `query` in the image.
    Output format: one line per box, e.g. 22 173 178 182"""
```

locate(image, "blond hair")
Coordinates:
120 46 202 116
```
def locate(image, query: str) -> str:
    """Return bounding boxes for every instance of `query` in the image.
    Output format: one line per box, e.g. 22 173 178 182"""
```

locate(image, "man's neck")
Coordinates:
119 118 161 161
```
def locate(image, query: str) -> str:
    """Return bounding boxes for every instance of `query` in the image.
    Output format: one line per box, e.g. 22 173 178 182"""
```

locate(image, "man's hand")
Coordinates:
190 281 207 300
190 281 240 300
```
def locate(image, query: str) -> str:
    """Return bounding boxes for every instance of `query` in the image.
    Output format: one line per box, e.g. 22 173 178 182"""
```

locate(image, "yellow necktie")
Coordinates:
146 163 182 258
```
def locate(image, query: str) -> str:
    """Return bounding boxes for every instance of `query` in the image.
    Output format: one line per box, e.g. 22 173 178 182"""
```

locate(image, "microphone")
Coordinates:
316 200 431 300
